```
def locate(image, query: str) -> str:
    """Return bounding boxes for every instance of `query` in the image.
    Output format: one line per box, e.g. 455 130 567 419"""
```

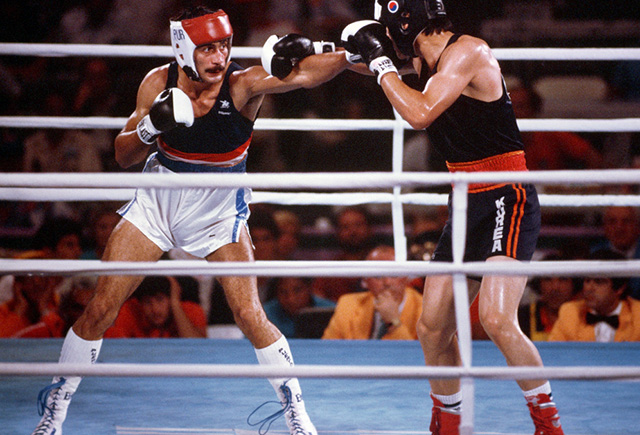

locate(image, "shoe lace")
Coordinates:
247 381 299 435
32 420 57 435
286 407 307 435
32 420 55 435
36 378 66 417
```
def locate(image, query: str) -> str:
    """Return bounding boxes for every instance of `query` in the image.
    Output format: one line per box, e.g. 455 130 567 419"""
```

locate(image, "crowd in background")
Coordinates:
1 0 640 340
1 202 639 341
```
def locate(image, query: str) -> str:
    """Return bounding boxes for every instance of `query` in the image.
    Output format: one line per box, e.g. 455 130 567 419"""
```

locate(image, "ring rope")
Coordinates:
2 189 640 208
0 362 638 381
1 116 639 132
0 170 639 189
1 259 639 278
1 43 640 61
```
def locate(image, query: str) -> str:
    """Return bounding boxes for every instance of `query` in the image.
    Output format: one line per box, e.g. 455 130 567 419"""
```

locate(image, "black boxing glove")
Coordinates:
341 20 399 85
261 34 335 79
136 87 194 144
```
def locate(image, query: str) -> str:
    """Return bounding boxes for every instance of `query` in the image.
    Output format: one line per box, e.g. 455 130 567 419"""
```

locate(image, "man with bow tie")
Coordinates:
549 249 640 342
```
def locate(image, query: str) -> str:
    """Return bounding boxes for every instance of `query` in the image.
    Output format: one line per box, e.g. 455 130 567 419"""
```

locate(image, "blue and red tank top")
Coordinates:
156 61 253 173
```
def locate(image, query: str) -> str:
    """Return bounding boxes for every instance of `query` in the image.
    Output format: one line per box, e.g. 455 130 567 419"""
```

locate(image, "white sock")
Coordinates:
523 382 552 399
55 328 103 393
432 391 462 411
254 335 305 408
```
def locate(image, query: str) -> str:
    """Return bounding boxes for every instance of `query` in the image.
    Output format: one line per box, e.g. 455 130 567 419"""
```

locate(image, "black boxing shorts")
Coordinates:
431 183 540 265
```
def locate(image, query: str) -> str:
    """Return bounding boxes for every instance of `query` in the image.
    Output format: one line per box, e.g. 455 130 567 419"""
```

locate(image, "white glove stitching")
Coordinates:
369 56 398 85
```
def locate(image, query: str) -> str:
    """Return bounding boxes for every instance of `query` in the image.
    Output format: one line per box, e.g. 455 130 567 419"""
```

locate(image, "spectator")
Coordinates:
322 245 422 340
13 276 96 338
107 276 206 338
72 59 118 117
273 209 303 260
34 217 84 261
71 59 119 169
249 207 281 301
32 217 84 297
518 253 581 341
0 253 58 337
81 206 120 260
263 277 335 338
509 84 603 171
312 206 377 302
549 249 640 342
22 93 104 174
592 206 640 300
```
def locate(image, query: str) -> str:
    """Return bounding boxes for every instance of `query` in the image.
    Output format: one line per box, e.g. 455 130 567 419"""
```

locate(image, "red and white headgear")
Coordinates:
170 11 233 81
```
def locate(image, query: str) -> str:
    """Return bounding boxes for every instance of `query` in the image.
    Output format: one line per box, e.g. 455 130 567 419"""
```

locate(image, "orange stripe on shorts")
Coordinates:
507 184 526 257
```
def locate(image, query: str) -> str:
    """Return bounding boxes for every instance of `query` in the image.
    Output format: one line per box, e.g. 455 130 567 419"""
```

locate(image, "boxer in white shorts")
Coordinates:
31 5 352 435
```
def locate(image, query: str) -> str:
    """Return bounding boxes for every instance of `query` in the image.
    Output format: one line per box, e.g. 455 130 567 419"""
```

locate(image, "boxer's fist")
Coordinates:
136 88 194 144
262 34 335 79
341 20 399 84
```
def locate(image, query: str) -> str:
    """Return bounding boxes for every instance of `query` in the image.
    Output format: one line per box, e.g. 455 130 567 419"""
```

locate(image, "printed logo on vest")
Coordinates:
218 99 231 115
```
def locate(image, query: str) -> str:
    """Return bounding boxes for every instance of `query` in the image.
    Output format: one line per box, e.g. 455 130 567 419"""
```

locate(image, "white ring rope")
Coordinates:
2 189 640 208
1 259 639 278
1 43 640 61
0 117 399 131
0 362 638 381
0 170 639 189
1 116 640 132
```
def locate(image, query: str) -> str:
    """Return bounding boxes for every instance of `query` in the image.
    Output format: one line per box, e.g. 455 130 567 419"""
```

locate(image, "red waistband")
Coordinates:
446 151 528 193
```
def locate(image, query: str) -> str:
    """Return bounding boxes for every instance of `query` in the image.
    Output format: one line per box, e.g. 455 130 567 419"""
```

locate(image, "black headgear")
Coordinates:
374 0 447 57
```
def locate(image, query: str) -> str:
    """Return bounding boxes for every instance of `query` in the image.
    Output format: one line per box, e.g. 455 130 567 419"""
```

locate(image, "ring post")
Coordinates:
451 179 474 434
391 107 407 261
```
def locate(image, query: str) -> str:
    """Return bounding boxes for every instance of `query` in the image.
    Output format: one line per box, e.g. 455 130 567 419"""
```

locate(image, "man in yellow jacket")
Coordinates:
549 249 640 342
322 245 422 340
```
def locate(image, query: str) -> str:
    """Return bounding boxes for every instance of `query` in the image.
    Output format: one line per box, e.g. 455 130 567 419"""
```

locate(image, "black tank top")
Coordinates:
157 61 254 172
422 34 524 164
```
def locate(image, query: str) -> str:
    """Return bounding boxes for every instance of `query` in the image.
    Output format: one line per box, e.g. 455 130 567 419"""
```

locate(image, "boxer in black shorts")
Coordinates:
337 1 564 433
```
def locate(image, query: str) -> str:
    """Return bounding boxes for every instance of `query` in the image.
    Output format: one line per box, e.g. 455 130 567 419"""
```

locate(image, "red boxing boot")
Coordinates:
429 394 461 435
526 393 564 435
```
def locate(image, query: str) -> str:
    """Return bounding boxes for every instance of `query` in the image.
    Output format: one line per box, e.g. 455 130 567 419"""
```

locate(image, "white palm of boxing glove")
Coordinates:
341 20 398 85
136 87 194 144
340 20 376 64
262 34 335 79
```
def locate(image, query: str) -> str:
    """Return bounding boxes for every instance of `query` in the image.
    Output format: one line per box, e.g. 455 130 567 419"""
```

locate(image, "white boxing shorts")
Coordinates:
118 153 251 258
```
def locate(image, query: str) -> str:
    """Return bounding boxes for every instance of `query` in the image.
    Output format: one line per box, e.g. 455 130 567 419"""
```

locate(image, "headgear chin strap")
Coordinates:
374 0 446 57
170 10 233 81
